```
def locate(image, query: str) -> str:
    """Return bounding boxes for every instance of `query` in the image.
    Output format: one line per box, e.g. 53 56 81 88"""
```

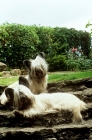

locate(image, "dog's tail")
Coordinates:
72 100 86 122
80 100 87 111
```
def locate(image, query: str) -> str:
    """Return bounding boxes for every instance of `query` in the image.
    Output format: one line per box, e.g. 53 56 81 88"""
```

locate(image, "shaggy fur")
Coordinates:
24 52 48 94
0 52 48 105
4 76 86 123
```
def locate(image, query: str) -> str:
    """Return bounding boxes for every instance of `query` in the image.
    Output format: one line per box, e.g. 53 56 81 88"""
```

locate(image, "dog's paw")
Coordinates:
13 110 24 118
7 112 15 118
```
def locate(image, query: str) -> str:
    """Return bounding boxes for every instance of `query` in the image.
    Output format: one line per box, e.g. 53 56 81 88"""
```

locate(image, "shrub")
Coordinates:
47 55 67 72
67 58 92 71
66 60 80 71
79 58 92 70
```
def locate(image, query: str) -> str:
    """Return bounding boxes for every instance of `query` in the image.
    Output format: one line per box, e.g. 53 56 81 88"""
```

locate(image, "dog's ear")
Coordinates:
5 88 14 100
19 76 29 88
39 52 45 58
23 60 31 70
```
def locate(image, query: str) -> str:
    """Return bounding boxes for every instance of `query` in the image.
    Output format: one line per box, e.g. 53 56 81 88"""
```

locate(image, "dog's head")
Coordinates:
23 52 48 79
5 76 35 110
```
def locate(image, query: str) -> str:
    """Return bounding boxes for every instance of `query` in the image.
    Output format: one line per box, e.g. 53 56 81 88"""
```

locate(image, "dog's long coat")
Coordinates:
5 76 86 123
0 52 48 105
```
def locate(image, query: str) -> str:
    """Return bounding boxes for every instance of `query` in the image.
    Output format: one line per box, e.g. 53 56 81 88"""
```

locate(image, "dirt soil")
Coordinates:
0 77 92 140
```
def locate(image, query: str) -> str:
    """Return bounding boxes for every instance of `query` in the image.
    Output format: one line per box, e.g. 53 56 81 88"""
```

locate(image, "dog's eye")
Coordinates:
19 92 26 100
21 94 26 100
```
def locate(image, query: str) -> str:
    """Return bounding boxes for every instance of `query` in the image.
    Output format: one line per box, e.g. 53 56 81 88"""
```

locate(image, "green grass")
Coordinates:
0 70 92 86
0 76 19 86
48 70 92 82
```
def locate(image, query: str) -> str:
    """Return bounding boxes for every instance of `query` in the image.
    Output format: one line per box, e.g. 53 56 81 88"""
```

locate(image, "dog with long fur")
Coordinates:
24 52 48 94
0 52 48 105
5 76 86 123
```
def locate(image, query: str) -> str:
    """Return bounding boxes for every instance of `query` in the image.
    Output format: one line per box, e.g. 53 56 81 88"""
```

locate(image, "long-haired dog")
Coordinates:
4 76 86 123
0 52 48 105
24 52 48 94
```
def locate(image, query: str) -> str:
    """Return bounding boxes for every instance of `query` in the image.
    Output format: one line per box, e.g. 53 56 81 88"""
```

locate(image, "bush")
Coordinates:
67 58 92 71
66 60 80 71
47 55 67 72
79 58 92 70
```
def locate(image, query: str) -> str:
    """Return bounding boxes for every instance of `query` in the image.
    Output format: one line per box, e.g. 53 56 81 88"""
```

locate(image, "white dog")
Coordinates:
0 52 48 105
23 52 48 94
4 76 86 123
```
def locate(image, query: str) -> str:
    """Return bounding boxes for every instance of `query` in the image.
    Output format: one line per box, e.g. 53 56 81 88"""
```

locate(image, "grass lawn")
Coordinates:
0 76 19 86
0 70 92 86
48 70 92 82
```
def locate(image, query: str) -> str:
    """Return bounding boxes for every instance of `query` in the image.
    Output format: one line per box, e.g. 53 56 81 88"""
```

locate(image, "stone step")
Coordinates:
0 103 92 127
47 78 92 92
0 122 92 140
0 79 92 139
73 89 92 103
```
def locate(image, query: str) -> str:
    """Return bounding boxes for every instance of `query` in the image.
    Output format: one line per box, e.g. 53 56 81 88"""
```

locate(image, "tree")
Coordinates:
0 23 40 68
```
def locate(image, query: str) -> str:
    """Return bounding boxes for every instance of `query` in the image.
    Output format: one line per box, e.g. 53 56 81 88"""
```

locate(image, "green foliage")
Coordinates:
52 27 68 54
0 23 39 68
67 59 80 71
67 58 92 71
86 19 92 33
0 23 91 70
79 30 91 57
36 26 54 54
47 55 67 72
